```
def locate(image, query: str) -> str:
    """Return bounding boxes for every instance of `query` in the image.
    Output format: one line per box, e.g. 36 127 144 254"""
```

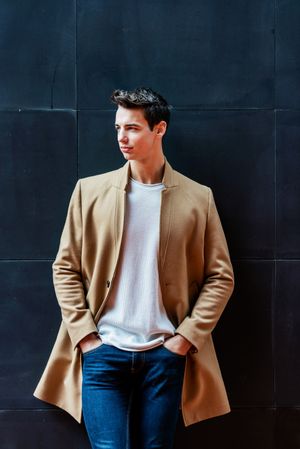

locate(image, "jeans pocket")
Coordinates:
82 342 104 356
161 345 186 359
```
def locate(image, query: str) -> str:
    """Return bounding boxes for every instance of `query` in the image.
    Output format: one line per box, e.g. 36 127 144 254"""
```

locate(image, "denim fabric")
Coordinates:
82 343 186 449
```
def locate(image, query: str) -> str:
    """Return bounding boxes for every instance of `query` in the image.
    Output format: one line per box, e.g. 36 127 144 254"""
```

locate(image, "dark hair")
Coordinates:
111 87 171 130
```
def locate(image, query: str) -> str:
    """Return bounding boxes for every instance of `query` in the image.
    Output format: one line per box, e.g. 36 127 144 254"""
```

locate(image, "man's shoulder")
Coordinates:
78 165 124 190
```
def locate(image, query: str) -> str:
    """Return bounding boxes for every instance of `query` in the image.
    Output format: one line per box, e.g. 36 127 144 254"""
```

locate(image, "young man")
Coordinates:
34 87 234 449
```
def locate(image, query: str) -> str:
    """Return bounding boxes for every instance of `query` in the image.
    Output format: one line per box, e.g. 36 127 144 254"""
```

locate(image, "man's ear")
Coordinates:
155 121 167 137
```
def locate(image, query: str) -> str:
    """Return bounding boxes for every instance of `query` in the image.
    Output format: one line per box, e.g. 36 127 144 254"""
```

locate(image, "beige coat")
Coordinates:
34 160 234 426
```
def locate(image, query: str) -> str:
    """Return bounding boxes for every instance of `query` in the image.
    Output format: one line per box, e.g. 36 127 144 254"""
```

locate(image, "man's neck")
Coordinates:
129 156 165 184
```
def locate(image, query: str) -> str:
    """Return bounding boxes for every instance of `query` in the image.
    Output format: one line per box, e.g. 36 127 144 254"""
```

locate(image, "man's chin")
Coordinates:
121 152 135 160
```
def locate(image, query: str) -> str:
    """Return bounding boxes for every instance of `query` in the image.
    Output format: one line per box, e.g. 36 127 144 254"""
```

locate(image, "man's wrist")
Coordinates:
78 333 101 351
174 334 198 353
163 334 193 356
176 334 192 349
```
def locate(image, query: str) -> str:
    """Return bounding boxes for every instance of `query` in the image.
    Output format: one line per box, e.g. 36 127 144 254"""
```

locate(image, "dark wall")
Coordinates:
1 1 300 448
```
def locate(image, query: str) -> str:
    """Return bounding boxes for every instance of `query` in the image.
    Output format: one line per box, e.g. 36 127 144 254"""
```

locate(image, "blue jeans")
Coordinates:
82 343 186 449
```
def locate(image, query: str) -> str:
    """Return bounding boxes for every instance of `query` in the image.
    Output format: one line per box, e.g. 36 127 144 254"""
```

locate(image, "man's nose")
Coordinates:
118 129 128 143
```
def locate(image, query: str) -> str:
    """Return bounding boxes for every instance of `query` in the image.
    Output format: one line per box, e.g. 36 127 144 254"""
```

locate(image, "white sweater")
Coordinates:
97 178 175 351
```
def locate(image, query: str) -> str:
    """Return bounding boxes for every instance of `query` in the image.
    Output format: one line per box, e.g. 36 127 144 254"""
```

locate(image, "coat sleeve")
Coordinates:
175 188 234 352
52 180 98 350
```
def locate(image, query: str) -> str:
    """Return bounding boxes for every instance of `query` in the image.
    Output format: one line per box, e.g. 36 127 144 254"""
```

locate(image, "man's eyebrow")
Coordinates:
115 122 141 127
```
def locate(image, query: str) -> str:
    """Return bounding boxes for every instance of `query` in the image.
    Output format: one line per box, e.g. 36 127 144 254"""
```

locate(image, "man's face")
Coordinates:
115 106 162 163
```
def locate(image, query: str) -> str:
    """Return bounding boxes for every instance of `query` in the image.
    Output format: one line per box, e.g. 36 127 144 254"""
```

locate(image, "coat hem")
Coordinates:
182 405 231 427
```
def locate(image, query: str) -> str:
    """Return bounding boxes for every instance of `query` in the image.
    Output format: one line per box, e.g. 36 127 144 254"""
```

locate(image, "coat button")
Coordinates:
106 280 110 288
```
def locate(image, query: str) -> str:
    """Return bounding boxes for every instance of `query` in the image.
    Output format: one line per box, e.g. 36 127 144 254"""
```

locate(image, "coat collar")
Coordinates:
112 159 178 191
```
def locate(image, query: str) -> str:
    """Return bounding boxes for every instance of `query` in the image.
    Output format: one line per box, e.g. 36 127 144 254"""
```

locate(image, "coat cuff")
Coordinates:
68 316 99 351
175 317 206 353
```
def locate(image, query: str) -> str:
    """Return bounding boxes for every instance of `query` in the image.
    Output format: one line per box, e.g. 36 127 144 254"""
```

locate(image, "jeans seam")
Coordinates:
126 389 134 449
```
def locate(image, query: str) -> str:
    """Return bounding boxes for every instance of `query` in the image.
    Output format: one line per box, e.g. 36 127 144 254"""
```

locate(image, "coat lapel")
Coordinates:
94 163 130 322
159 160 178 269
